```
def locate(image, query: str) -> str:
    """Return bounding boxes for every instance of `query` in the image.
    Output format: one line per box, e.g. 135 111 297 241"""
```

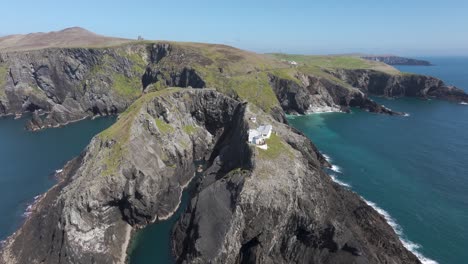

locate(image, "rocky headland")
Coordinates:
0 89 420 264
361 55 432 66
1 28 467 264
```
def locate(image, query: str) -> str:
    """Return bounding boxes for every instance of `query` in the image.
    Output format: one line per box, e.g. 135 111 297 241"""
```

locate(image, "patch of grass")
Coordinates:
87 53 143 99
120 50 147 73
267 68 300 84
297 65 354 88
101 142 124 176
183 125 197 134
154 118 174 134
229 72 280 112
112 73 141 98
257 133 293 160
269 53 400 75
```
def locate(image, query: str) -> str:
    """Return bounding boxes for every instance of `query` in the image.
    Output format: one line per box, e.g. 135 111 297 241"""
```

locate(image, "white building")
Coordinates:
257 125 272 139
248 124 272 147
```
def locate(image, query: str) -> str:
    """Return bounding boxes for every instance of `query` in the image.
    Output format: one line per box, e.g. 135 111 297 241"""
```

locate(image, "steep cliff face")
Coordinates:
330 69 468 102
171 108 417 264
0 89 420 264
0 89 251 264
0 42 286 129
268 73 399 115
0 46 146 129
3 41 465 131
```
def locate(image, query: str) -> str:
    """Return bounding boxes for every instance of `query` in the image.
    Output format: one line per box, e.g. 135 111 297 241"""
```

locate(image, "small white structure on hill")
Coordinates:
257 125 272 138
248 124 272 149
289 61 298 66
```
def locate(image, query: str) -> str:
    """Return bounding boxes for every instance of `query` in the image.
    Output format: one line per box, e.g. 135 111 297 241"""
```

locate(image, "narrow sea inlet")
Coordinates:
0 116 115 241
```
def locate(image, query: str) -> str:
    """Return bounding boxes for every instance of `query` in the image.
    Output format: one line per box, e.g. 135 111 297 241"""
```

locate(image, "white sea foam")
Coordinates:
331 164 342 173
403 113 411 117
22 195 42 218
323 154 438 263
460 101 468 105
362 198 439 264
306 105 342 114
329 174 351 188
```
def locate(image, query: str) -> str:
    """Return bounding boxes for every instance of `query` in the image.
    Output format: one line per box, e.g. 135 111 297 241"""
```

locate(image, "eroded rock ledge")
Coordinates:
268 73 400 115
0 89 420 264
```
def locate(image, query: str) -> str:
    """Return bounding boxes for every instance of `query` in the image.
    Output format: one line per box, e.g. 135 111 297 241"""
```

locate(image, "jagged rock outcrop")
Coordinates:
268 73 399 115
269 67 468 116
330 69 468 103
0 43 208 130
0 89 420 264
0 46 145 129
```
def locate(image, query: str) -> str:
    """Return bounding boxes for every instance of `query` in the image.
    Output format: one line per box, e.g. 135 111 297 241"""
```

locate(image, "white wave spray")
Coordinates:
329 174 351 188
22 195 42 218
323 153 439 264
331 164 342 173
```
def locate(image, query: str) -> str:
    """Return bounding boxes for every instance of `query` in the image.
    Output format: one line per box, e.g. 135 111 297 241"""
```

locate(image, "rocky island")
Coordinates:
1 28 467 264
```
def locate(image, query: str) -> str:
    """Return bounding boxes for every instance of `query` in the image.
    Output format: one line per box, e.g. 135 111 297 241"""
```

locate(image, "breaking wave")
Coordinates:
22 195 42 218
331 164 342 173
323 153 439 264
329 174 351 188
362 198 439 264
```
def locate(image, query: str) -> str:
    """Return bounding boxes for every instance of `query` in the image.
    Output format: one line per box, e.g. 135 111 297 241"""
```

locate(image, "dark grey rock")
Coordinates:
0 89 420 264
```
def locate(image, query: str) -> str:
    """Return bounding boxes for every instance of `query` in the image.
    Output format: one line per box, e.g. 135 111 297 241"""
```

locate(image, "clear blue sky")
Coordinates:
2 0 468 56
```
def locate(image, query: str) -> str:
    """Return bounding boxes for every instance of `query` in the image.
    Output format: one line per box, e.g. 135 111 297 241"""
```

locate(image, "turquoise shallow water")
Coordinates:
288 57 468 264
0 116 115 241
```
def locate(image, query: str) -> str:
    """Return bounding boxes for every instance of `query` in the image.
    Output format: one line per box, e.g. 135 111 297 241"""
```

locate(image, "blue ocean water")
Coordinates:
288 57 468 264
0 116 115 242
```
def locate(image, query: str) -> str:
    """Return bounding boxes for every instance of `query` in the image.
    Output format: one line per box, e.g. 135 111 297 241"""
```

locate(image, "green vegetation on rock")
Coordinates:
269 53 399 73
98 90 176 176
183 125 197 134
258 133 293 160
0 64 8 98
155 118 175 134
111 73 141 98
